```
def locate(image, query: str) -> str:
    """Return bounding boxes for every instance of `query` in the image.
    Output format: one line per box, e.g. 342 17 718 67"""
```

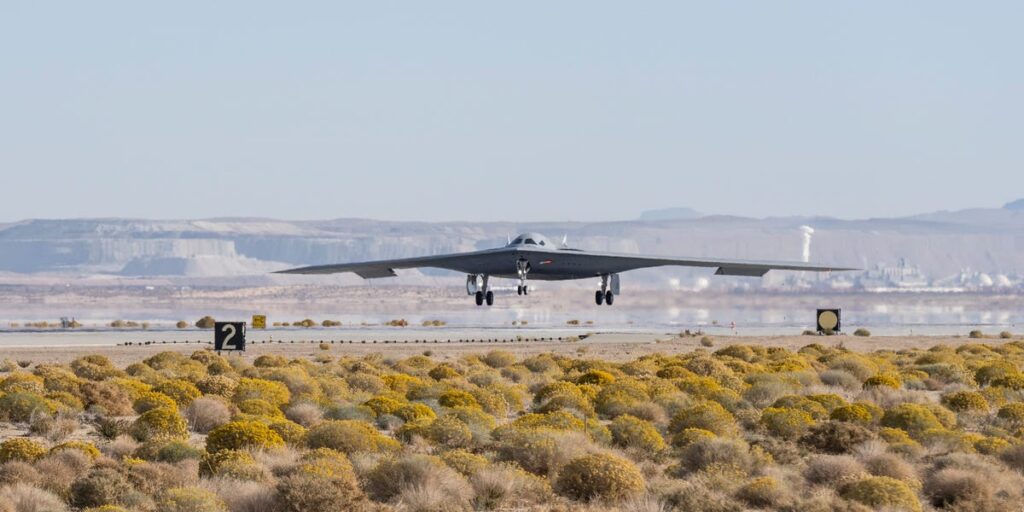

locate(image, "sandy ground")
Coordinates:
2 331 1016 366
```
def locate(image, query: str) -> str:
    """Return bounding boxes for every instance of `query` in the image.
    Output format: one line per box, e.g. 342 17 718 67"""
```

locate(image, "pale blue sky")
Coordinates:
1 2 1021 222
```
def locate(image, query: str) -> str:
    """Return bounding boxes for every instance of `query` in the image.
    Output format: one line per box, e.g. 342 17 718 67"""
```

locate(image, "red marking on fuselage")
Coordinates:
539 260 553 265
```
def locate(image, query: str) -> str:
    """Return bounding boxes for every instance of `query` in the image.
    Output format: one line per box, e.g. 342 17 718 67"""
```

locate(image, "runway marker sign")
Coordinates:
214 321 247 351
252 315 266 329
816 309 841 334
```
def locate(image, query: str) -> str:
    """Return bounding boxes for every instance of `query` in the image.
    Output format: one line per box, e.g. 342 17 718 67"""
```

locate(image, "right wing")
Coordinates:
273 249 498 278
532 249 857 277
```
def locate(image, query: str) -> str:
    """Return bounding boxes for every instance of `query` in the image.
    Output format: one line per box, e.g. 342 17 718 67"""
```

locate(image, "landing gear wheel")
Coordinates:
517 286 523 296
605 291 614 305
522 285 528 295
595 290 604 305
475 291 484 306
485 290 494 306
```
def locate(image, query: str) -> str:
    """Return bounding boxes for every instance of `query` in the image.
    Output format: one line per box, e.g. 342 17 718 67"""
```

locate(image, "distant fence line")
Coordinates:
120 336 579 347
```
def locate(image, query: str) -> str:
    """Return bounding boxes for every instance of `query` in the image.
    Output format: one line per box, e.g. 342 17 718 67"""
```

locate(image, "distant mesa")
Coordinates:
638 207 703 221
1004 198 1024 211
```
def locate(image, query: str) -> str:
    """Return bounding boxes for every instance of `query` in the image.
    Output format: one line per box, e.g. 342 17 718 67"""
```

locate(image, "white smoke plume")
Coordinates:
800 225 814 263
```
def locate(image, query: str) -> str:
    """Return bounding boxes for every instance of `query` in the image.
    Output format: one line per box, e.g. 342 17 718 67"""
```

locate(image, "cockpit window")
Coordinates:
511 237 523 244
524 238 536 245
539 240 545 246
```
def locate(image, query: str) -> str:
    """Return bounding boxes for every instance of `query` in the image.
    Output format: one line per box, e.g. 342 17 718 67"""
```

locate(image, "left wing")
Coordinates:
273 248 503 278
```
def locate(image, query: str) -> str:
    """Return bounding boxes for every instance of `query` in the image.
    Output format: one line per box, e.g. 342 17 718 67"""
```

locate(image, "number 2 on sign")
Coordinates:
221 323 237 348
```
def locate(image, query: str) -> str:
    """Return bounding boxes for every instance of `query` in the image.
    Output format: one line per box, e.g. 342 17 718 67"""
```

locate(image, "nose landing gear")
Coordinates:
516 258 530 297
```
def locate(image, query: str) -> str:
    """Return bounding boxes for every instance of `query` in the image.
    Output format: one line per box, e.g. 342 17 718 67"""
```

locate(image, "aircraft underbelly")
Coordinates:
438 251 598 281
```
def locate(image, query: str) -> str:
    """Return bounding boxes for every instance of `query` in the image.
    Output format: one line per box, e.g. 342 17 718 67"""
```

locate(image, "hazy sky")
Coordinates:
1 2 1021 222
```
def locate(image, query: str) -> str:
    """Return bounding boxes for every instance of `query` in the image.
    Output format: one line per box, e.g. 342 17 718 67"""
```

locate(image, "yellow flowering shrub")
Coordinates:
205 420 285 453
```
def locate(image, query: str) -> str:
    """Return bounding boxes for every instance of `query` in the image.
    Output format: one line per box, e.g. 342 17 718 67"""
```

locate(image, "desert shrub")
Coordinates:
365 453 471 504
924 468 993 508
268 420 306 445
941 391 989 412
70 467 133 508
394 402 436 423
199 449 262 480
492 428 593 475
609 414 666 453
362 395 403 417
854 328 871 337
80 382 133 416
156 487 227 512
576 370 616 386
50 440 101 460
233 378 290 407
669 401 738 437
0 392 56 422
439 449 489 476
285 402 324 427
131 407 188 442
772 395 829 419
195 376 237 397
195 316 216 329
133 391 178 414
469 462 553 510
0 439 47 463
554 453 644 502
862 453 921 489
676 437 765 476
205 420 284 453
975 362 1017 386
736 476 791 508
839 476 921 512
0 373 45 394
275 451 367 512
423 416 474 449
482 351 516 368
819 369 862 390
830 404 875 424
991 373 1024 390
438 389 479 409
997 402 1024 425
0 484 69 512
998 444 1024 471
863 374 902 389
305 420 399 454
71 355 124 381
881 403 944 438
804 454 866 486
801 421 876 454
593 381 649 417
153 380 201 407
428 365 460 380
533 382 593 415
184 397 232 433
671 427 717 448
760 407 815 439
236 398 284 418
511 410 585 432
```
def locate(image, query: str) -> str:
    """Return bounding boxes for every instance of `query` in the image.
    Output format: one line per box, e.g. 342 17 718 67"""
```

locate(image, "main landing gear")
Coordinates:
467 274 494 307
595 274 617 306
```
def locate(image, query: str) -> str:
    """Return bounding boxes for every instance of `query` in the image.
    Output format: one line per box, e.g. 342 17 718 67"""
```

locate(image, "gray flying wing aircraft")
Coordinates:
276 232 856 306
